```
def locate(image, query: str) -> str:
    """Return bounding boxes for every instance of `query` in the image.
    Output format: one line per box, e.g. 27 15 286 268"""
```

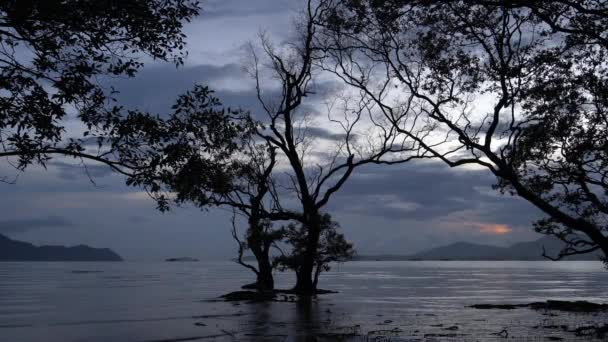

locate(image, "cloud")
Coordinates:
201 0 295 19
304 126 351 142
326 160 545 241
50 161 114 181
0 1 556 259
109 63 251 114
0 216 74 234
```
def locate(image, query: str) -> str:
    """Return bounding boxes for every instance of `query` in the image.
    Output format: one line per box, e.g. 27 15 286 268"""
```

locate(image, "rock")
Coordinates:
471 300 608 313
470 303 525 310
530 300 608 313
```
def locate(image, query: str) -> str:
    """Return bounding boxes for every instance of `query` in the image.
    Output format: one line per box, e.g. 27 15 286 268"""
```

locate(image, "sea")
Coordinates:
1 261 607 341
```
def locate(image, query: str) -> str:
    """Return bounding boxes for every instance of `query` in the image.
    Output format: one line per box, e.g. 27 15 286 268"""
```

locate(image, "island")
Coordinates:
165 257 199 262
0 234 123 261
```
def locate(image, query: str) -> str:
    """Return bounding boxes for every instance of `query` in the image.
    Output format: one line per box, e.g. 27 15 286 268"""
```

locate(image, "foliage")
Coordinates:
274 214 355 287
122 85 256 212
0 0 200 170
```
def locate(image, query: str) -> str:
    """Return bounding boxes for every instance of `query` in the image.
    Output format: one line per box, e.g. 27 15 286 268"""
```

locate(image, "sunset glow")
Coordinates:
476 223 513 235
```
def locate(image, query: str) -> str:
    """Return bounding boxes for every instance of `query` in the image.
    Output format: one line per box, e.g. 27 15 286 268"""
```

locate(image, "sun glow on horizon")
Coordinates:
476 223 513 235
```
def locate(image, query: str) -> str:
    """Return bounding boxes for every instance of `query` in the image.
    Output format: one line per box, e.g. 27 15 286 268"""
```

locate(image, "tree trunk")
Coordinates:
293 216 321 295
312 263 322 290
294 266 314 294
251 245 274 292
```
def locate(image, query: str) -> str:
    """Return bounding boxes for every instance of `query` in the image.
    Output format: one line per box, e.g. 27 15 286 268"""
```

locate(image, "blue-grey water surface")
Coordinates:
1 261 607 341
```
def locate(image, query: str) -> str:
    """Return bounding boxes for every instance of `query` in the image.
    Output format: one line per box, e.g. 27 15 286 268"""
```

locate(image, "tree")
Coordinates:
146 105 295 292
317 0 608 261
232 217 285 292
0 0 200 177
274 214 355 290
0 1 289 281
225 143 288 292
248 0 421 294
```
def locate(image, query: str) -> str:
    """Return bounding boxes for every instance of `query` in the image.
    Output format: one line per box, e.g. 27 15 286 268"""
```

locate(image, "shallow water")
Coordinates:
1 261 607 341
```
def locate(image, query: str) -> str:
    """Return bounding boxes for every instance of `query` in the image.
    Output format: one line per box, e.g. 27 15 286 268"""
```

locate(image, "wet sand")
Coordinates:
148 295 608 341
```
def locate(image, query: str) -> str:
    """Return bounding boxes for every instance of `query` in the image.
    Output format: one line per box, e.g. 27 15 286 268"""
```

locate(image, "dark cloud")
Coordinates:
109 63 339 123
304 127 350 142
109 63 248 114
327 161 544 228
201 0 294 19
0 216 74 234
50 161 114 181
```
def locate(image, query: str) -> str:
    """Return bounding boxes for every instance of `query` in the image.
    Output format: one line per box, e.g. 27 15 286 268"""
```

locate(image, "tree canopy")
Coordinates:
0 0 200 172
317 0 608 261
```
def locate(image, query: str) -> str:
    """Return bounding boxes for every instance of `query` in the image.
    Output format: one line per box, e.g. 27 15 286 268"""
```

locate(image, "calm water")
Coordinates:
1 261 607 341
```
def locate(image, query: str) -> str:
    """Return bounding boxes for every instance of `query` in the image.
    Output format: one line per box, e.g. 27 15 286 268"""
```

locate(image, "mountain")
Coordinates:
0 234 123 261
407 241 505 260
354 236 602 261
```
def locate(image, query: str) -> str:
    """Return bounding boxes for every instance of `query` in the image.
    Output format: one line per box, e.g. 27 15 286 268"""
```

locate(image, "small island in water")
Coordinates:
0 234 122 261
165 257 199 262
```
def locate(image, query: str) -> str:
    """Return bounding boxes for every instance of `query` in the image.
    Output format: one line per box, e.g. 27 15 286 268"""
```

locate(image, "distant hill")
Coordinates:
0 234 123 261
354 236 602 261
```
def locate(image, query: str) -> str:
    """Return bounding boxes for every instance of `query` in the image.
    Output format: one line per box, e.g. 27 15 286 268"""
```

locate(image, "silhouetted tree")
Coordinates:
231 217 285 292
225 143 289 292
249 0 420 294
317 0 608 261
274 214 354 290
0 0 200 178
145 105 297 291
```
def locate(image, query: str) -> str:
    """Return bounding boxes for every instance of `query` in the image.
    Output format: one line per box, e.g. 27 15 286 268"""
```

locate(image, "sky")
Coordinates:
0 0 546 261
